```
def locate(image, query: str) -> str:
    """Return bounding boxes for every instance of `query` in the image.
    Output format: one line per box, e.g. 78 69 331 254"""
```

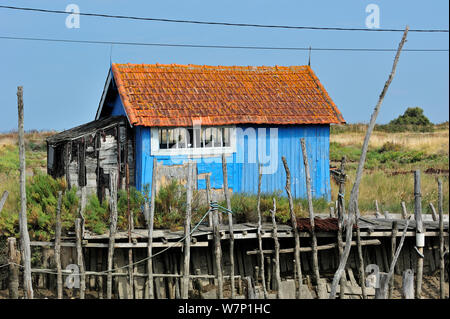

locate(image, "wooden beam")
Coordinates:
281 156 302 299
256 163 268 299
270 198 283 299
414 170 424 299
246 239 381 255
55 191 63 299
17 86 33 299
0 190 8 213
107 170 118 299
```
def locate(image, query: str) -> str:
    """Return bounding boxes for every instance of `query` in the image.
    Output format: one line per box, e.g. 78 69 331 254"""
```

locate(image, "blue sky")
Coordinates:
0 0 448 132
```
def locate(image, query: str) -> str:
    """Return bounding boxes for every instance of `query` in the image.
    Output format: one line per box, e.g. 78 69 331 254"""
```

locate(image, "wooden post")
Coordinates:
0 190 8 213
256 164 268 299
245 276 255 299
336 156 346 299
182 161 193 299
270 198 283 299
375 200 381 218
107 171 118 299
222 154 235 299
381 217 411 299
438 178 445 299
17 86 33 299
147 158 157 299
401 201 409 219
429 203 438 222
414 170 424 299
281 156 302 299
206 174 212 228
55 191 63 299
402 269 414 299
337 213 346 299
75 218 86 299
388 221 398 299
329 26 409 299
212 204 224 298
355 210 367 299
8 237 19 299
329 206 335 218
300 138 320 288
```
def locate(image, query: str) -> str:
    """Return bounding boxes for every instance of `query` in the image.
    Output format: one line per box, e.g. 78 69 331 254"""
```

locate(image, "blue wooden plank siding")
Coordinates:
133 125 331 200
110 89 331 200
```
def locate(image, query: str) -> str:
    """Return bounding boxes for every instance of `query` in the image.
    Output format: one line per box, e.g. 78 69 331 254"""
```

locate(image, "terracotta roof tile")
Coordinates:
111 63 345 127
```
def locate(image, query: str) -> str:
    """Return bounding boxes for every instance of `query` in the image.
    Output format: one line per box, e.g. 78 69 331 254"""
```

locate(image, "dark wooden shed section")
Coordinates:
46 116 134 201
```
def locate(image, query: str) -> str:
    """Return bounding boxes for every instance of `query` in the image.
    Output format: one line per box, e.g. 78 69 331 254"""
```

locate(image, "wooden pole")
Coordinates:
337 213 346 299
8 237 19 299
336 156 346 299
270 198 283 299
182 161 193 299
281 156 302 298
256 163 268 298
17 86 33 299
206 174 212 227
147 158 157 299
222 154 235 299
388 221 398 299
355 210 367 299
438 178 445 299
381 217 411 299
0 190 8 213
401 201 409 219
212 204 224 298
75 218 86 299
429 203 438 222
375 200 382 218
55 191 63 299
402 269 414 299
107 171 118 299
329 26 409 299
414 170 424 299
300 138 320 287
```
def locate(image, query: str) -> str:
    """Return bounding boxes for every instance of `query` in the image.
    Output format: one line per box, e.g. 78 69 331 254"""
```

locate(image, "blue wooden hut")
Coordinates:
49 63 345 201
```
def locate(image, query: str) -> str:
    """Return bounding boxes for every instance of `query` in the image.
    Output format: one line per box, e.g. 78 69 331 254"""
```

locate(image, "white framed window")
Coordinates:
150 126 236 156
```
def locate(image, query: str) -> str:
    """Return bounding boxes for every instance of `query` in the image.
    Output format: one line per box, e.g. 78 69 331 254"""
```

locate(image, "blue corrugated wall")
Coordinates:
133 124 331 200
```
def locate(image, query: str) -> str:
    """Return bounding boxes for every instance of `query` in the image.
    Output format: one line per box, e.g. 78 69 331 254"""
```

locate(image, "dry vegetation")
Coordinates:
330 123 449 215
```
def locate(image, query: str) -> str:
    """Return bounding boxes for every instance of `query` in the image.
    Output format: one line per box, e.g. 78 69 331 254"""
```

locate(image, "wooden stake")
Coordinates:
17 86 33 299
55 191 63 299
75 218 86 299
337 156 346 299
388 221 398 299
382 217 411 298
401 201 409 219
256 163 268 299
8 237 19 299
402 269 414 299
107 171 118 299
429 203 438 222
355 212 367 299
212 205 224 298
206 174 212 227
337 213 346 299
300 138 320 288
329 26 409 299
147 157 157 299
222 154 235 299
270 198 283 299
438 178 445 299
414 170 424 299
281 156 302 299
0 190 8 213
182 161 193 299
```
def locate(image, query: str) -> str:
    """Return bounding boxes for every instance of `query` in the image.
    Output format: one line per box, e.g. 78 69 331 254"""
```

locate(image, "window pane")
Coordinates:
187 128 193 148
168 129 176 149
213 127 222 147
160 129 168 149
205 127 212 147
223 128 230 147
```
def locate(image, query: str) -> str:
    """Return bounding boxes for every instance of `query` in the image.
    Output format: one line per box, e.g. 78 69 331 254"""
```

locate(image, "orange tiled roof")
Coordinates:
111 63 345 127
